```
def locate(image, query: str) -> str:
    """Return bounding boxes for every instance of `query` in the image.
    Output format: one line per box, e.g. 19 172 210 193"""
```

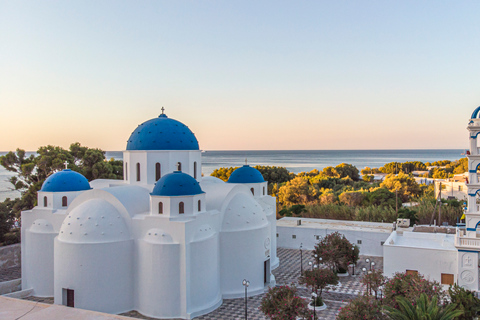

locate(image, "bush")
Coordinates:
313 232 357 272
448 284 480 320
260 285 311 320
337 294 384 320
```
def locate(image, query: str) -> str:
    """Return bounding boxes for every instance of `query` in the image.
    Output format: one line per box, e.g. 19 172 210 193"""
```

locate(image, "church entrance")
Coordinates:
62 288 74 307
264 259 270 285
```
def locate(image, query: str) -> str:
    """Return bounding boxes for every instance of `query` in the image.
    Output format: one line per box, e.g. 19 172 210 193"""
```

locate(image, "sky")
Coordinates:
1 1 480 151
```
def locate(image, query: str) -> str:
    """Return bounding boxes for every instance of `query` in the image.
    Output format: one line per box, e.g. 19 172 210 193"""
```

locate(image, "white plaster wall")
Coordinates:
277 226 389 257
383 237 458 285
54 239 134 314
135 240 182 318
24 230 56 296
150 194 206 217
188 234 221 316
220 226 270 298
457 250 479 291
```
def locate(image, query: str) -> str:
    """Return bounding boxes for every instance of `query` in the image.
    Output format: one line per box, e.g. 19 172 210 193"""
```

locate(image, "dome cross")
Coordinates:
161 107 165 115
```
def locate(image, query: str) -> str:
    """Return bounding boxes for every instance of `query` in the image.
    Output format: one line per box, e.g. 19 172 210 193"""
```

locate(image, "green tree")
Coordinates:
384 293 463 320
361 269 386 298
339 191 365 207
381 173 422 202
337 294 385 320
321 166 340 178
299 268 338 305
278 176 319 205
448 284 480 320
363 187 399 208
335 163 360 181
313 232 357 272
210 166 238 182
260 285 312 320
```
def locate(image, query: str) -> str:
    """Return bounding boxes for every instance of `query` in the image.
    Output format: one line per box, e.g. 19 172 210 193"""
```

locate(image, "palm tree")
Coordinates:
384 293 463 320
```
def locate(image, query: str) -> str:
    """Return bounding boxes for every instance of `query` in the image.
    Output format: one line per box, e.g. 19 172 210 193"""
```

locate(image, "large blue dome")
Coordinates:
41 169 91 192
227 165 265 184
151 171 204 196
126 113 199 151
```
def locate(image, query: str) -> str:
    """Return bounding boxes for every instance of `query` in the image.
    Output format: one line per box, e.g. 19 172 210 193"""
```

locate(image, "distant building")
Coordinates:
434 179 468 200
21 111 278 319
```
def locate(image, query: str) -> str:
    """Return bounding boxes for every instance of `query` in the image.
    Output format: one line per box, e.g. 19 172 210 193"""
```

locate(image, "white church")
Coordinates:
20 111 279 319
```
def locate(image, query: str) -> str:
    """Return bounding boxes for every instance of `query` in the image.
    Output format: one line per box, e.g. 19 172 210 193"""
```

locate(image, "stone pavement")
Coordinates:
16 248 384 320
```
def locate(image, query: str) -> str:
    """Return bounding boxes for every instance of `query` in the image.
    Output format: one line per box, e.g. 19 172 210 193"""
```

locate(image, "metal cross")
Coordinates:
161 107 165 114
245 158 248 165
64 161 68 169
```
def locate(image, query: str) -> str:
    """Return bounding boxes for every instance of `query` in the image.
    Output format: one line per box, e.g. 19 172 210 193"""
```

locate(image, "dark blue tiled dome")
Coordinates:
126 114 199 151
41 169 91 192
227 165 265 183
151 171 204 196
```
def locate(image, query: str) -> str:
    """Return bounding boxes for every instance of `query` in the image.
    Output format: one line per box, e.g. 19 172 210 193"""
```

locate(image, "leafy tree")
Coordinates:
397 208 418 226
278 176 319 205
260 285 312 320
382 272 444 310
384 293 463 320
339 191 365 207
313 232 357 272
448 284 480 320
319 189 336 205
361 269 386 298
363 174 374 182
321 166 340 178
453 157 468 174
363 187 399 208
381 173 422 202
210 166 238 182
335 163 360 181
0 199 18 245
337 294 384 320
299 268 338 305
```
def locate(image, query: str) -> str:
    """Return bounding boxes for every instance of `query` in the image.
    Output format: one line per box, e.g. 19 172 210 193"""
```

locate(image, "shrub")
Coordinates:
448 284 480 320
260 285 311 320
337 294 384 320
313 232 357 272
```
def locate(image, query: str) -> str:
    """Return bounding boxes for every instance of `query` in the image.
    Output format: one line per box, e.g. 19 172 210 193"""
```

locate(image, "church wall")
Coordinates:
220 226 270 298
54 239 134 314
188 234 221 316
135 240 182 318
24 230 56 297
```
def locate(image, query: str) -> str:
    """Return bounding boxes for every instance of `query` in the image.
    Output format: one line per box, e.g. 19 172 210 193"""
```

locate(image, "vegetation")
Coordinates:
361 269 386 299
260 285 312 320
337 294 384 320
313 232 358 273
299 268 338 306
448 284 480 320
0 143 123 245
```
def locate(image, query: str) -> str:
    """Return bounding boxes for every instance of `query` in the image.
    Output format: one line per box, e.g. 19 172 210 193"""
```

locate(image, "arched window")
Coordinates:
194 162 197 179
177 162 182 171
198 200 201 212
62 196 67 207
136 163 141 181
263 186 265 195
155 163 161 181
43 196 47 207
125 162 128 180
179 202 184 214
158 202 163 214
251 188 254 195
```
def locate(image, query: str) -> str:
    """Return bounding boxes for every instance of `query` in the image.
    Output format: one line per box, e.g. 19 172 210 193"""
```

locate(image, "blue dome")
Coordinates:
227 165 265 183
151 171 204 196
126 113 199 151
472 106 480 119
40 169 91 192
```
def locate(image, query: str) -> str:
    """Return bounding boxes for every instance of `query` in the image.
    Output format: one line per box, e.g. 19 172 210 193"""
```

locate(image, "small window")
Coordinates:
158 202 163 214
155 163 161 181
357 240 362 244
62 196 67 207
136 163 141 181
276 233 279 238
179 202 184 214
198 200 201 212
263 186 265 195
251 188 254 195
406 270 418 276
316 235 320 240
194 162 197 179
441 273 454 285
381 241 385 246
292 235 296 239
43 196 47 207
125 162 128 180
177 162 182 171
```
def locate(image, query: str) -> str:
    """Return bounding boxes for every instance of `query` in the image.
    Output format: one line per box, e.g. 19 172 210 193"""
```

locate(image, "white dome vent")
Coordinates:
58 198 130 243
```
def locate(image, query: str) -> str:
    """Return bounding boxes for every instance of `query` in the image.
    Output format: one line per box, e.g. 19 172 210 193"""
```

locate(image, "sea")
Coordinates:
0 149 464 202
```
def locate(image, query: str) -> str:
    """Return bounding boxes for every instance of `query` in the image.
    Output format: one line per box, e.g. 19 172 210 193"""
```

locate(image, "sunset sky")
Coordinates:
1 1 480 151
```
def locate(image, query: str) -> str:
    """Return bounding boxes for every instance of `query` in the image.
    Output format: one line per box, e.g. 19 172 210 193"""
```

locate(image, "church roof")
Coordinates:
151 171 204 196
126 112 199 151
40 169 91 192
227 165 265 184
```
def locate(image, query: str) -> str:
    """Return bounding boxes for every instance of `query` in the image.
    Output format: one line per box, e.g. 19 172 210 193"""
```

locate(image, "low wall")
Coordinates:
0 243 21 270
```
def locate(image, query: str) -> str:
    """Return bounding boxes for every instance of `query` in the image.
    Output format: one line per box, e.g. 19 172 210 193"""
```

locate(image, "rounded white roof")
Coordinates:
30 219 54 233
222 193 268 232
58 198 130 243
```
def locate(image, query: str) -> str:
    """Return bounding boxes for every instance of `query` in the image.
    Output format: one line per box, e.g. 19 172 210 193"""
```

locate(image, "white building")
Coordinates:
384 107 480 292
21 111 278 319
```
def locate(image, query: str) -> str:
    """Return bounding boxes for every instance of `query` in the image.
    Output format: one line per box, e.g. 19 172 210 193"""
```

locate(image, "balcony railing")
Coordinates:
456 236 480 248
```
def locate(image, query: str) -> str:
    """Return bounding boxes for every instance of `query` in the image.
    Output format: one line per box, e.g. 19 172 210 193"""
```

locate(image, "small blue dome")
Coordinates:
227 165 265 183
126 113 199 151
151 171 204 196
41 169 91 192
472 106 480 119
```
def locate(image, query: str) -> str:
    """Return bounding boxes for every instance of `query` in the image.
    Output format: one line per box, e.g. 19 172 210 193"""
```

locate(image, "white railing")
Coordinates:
457 237 480 248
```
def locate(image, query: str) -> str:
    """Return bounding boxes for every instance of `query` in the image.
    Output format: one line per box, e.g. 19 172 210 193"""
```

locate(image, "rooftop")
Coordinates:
277 217 395 233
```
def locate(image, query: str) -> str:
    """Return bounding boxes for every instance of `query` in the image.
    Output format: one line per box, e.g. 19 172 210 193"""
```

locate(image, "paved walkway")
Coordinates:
17 248 384 320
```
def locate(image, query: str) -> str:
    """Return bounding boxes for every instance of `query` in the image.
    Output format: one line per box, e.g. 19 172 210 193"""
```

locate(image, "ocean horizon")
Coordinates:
0 149 465 202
